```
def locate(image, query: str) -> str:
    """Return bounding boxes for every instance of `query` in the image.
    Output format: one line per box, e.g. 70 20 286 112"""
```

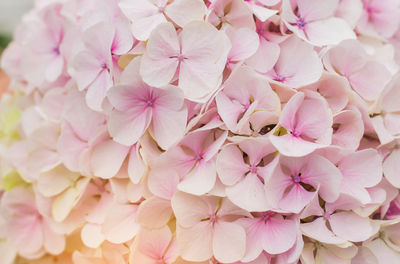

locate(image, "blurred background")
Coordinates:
0 0 33 52
0 0 33 94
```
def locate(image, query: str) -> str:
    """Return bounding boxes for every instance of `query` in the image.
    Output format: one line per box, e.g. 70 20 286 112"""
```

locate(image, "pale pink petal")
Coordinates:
73 51 103 90
85 69 113 111
81 223 105 248
295 92 333 141
128 144 146 184
90 139 130 179
329 211 377 242
57 123 87 172
102 203 140 243
339 149 382 203
270 134 322 157
274 37 323 88
279 183 315 213
332 110 364 150
165 0 206 28
216 144 249 186
108 107 152 146
119 0 167 40
136 196 172 229
63 91 105 141
176 223 213 262
237 218 264 262
215 92 245 131
226 26 259 62
261 215 297 254
301 217 348 245
171 191 213 228
177 160 217 195
140 22 180 87
305 17 356 46
151 106 187 150
213 221 246 263
302 155 342 203
348 61 391 101
297 0 338 21
45 55 64 82
82 22 114 62
226 173 269 212
112 19 134 55
246 38 280 73
37 165 80 197
383 148 400 188
137 226 172 260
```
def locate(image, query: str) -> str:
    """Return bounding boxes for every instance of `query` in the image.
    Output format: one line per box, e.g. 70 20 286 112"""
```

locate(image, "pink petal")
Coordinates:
295 92 333 141
213 221 246 263
119 0 167 40
63 91 105 141
164 0 206 28
73 50 103 91
261 215 297 254
82 22 115 62
329 211 377 242
108 107 152 146
301 217 347 245
270 134 322 157
302 154 342 203
128 144 146 184
305 17 356 46
332 110 364 150
226 26 259 62
90 139 130 179
274 37 323 88
339 149 382 203
348 61 391 101
81 223 105 248
151 106 187 150
216 144 249 186
85 69 113 111
102 203 140 243
171 191 215 228
298 0 338 21
176 223 213 262
136 196 172 229
226 173 269 212
137 226 173 260
140 22 180 87
178 160 217 195
383 148 400 188
246 38 280 73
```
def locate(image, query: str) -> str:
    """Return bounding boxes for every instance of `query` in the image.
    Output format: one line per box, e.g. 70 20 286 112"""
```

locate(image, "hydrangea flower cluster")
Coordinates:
1 0 400 263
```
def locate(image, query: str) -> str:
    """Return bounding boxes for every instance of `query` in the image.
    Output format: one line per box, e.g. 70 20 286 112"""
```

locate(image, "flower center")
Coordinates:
146 100 153 107
323 212 331 220
53 46 60 55
296 17 307 29
194 153 202 161
250 165 257 174
209 214 217 223
293 174 301 183
274 75 285 82
177 54 185 62
292 130 301 137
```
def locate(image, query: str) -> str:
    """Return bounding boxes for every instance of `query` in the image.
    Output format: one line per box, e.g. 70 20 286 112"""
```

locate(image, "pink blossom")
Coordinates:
72 21 133 111
140 21 230 102
107 57 187 149
281 0 356 46
270 91 333 157
171 192 249 263
266 154 342 213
